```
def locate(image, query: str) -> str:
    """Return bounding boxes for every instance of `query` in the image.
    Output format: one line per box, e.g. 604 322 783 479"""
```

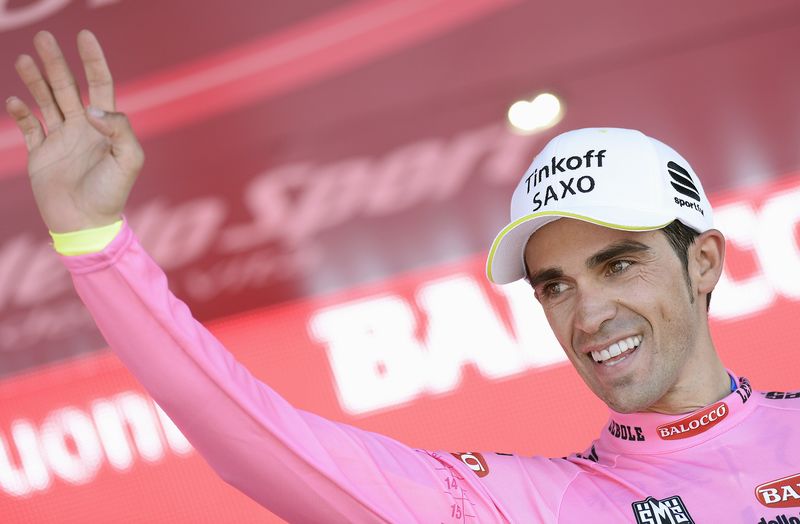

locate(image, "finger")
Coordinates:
77 30 115 112
33 31 84 117
5 96 46 151
14 54 64 131
86 108 145 172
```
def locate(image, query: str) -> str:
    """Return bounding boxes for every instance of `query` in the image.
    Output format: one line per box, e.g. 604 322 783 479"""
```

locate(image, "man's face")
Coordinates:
524 218 701 413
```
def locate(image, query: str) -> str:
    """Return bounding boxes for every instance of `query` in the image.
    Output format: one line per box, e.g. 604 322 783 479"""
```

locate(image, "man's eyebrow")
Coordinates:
586 240 651 269
528 267 565 289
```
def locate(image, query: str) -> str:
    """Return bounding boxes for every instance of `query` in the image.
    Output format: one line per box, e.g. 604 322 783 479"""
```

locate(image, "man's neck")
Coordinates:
645 339 730 415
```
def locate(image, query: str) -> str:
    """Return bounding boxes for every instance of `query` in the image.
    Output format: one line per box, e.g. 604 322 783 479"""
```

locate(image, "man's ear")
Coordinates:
691 229 726 296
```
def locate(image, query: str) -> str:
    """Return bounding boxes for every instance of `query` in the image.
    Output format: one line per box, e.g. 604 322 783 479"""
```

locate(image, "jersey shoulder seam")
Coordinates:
555 467 584 522
556 450 621 521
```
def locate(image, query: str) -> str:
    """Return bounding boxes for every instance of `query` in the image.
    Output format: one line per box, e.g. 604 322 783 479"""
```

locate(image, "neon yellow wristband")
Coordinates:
50 220 124 256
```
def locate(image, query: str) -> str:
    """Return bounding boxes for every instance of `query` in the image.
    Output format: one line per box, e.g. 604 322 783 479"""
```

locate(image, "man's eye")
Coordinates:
542 281 567 297
608 260 632 274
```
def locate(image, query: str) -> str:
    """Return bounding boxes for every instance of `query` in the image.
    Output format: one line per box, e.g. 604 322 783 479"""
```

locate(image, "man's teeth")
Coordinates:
592 336 642 364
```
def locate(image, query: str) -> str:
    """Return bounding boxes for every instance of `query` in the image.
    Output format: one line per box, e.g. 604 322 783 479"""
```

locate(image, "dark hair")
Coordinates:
659 220 711 311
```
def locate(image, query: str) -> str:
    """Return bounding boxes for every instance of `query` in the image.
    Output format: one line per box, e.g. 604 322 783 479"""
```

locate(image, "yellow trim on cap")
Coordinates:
486 211 672 283
50 220 123 256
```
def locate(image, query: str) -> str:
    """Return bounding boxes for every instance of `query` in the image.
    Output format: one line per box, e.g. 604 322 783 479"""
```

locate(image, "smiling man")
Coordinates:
488 128 732 417
485 128 800 521
527 221 728 415
7 31 800 523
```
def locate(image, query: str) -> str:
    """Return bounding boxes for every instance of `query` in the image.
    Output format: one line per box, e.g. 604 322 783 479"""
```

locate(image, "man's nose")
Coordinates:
573 287 617 335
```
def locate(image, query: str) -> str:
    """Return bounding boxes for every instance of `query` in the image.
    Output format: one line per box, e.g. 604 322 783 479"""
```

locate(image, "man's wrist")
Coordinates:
50 219 124 256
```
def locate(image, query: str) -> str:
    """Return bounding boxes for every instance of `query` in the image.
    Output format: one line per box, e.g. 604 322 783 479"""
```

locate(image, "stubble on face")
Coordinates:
524 219 701 414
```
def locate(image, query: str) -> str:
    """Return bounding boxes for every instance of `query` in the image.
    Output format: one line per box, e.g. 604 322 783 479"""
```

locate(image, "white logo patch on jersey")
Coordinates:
632 495 695 524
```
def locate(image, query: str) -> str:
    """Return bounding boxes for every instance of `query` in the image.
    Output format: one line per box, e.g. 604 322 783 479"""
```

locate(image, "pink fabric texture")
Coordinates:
61 222 800 523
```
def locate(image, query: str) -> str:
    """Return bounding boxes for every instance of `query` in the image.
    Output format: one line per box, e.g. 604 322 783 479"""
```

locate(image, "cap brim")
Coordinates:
486 210 673 284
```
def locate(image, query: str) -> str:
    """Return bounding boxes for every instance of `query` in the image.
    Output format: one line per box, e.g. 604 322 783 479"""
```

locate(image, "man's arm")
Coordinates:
6 31 504 522
62 220 505 522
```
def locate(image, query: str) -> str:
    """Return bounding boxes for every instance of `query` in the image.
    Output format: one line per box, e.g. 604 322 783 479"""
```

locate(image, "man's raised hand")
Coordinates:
5 30 143 234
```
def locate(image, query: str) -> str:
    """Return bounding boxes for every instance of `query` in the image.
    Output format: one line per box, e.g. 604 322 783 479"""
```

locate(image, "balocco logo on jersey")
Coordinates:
451 452 490 478
755 473 800 508
656 402 728 440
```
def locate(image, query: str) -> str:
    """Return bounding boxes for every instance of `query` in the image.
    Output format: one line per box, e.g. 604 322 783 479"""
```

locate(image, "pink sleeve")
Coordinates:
61 222 506 523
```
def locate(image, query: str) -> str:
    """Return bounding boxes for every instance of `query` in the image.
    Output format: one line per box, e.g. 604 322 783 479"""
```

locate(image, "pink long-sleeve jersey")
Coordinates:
61 222 800 523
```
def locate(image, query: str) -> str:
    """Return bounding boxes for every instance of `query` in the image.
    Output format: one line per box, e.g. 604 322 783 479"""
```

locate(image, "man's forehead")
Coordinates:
524 219 657 273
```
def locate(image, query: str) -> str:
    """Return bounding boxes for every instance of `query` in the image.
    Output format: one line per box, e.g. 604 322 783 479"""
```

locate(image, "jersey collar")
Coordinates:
597 374 758 454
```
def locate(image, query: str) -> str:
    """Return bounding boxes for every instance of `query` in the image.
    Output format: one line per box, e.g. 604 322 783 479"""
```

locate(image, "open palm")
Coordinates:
5 30 143 234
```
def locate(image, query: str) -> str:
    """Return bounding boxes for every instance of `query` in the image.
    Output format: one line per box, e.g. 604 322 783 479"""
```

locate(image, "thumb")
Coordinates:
86 106 145 171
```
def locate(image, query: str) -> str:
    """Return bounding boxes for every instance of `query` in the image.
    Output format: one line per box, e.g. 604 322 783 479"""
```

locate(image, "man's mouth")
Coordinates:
591 335 642 366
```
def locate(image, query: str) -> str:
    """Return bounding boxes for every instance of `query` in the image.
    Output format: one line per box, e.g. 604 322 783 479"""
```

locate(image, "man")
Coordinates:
6 30 800 523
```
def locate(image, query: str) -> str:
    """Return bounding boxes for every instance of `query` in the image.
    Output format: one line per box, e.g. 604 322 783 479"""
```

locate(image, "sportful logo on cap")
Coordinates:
668 161 706 216
667 161 700 202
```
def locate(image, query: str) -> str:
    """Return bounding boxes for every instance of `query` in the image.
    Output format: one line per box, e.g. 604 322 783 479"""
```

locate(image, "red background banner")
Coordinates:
2 1 800 522
1 174 798 523
2 0 800 376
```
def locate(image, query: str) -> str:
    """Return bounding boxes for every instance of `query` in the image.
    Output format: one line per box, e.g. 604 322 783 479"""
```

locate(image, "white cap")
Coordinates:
486 128 714 284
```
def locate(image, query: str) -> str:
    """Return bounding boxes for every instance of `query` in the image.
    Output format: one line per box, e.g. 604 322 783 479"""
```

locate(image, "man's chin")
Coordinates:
605 399 647 414
585 365 655 412
597 383 657 413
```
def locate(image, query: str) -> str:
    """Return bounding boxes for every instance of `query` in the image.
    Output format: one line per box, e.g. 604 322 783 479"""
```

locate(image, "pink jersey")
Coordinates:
61 222 800 523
